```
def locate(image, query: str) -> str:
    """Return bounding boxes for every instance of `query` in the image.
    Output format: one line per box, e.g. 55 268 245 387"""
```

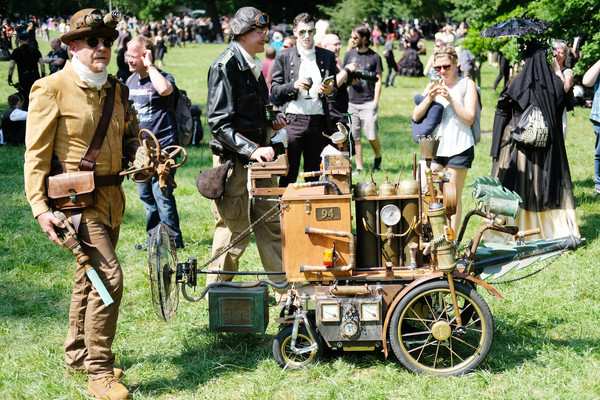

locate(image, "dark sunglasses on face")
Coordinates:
434 64 452 71
298 28 316 36
83 37 114 48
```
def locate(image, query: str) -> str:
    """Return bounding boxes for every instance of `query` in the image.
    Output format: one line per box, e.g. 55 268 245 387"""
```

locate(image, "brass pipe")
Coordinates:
299 227 355 272
330 284 370 296
446 272 462 327
293 181 342 195
471 223 519 255
298 170 323 178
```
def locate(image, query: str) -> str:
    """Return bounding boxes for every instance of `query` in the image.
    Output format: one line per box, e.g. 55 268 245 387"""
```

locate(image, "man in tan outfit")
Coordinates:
24 8 130 400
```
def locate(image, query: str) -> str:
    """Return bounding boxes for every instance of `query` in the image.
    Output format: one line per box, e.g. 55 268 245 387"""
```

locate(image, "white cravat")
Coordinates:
71 56 108 90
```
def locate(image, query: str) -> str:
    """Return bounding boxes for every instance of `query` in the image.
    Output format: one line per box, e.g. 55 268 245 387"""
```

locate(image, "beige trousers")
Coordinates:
64 221 123 379
207 156 283 285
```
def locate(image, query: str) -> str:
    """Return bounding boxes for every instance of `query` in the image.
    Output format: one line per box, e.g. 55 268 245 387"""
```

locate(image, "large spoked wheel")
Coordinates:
148 223 179 322
273 324 323 370
389 280 493 376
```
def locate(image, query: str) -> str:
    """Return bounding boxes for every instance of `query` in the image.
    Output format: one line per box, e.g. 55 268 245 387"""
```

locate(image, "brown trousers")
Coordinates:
207 156 283 285
64 221 123 379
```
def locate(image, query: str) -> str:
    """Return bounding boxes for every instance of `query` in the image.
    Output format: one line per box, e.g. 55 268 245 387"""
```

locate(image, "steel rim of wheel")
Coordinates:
397 287 487 374
149 226 178 321
279 331 317 368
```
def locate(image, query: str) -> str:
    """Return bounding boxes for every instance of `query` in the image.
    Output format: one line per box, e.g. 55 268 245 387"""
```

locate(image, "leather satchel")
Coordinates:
412 94 444 143
46 77 119 211
195 159 234 199
47 171 97 210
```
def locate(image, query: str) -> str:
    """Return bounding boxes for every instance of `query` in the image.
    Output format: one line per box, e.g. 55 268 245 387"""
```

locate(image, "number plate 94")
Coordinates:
316 207 341 220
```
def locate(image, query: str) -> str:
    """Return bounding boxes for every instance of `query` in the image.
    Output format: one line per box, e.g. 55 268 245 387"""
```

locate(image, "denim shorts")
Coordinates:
433 146 475 169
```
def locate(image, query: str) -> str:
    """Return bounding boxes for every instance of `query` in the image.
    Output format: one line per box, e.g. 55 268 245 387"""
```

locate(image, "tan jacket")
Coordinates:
24 61 127 228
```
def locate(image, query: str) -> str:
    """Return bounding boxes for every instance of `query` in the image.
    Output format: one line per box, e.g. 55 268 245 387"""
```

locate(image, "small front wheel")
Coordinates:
273 324 322 370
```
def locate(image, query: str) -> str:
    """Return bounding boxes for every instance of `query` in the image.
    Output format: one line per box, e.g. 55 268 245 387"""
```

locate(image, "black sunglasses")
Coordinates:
83 37 115 48
434 64 452 71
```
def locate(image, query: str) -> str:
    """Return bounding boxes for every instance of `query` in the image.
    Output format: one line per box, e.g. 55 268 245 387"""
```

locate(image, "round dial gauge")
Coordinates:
380 204 401 226
341 321 359 337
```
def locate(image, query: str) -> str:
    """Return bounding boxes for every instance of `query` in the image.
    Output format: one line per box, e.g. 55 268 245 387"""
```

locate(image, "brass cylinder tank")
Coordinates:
401 198 419 266
428 203 456 272
356 200 378 268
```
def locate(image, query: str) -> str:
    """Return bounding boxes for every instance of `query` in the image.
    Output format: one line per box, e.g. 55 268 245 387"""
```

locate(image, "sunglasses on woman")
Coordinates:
434 64 452 72
83 37 115 48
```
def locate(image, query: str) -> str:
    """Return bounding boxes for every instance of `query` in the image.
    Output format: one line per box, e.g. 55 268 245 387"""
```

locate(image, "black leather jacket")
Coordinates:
207 43 274 160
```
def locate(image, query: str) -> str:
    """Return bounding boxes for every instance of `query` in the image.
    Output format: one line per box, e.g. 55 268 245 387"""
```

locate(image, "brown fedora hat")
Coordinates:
60 8 120 45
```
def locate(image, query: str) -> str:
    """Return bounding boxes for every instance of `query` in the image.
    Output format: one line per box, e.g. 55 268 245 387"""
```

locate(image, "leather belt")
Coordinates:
94 174 124 187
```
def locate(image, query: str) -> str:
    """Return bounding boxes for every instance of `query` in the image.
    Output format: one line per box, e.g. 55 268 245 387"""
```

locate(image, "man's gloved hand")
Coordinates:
7 75 12 85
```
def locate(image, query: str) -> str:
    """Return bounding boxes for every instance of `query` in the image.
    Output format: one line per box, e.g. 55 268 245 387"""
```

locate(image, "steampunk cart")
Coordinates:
146 134 580 376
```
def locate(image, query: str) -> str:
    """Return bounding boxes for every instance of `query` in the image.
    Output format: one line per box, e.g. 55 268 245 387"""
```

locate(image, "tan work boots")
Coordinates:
88 375 130 400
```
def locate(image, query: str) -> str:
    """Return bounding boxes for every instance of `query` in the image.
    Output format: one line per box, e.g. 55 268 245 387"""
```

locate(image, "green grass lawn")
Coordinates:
1 36 599 399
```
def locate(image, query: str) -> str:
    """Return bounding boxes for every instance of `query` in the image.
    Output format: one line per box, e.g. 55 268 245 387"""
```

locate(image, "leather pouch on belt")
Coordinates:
47 171 97 210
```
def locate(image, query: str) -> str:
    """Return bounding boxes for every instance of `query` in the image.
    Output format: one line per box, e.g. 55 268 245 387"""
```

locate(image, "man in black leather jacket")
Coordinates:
206 7 288 286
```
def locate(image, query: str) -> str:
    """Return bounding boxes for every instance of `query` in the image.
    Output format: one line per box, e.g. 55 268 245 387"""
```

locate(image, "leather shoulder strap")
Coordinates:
79 77 117 171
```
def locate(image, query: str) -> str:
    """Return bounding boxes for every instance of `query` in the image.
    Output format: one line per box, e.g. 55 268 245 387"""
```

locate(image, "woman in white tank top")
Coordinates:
412 46 478 232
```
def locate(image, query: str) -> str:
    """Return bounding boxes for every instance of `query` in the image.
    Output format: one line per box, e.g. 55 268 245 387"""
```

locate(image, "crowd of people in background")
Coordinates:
0 11 591 200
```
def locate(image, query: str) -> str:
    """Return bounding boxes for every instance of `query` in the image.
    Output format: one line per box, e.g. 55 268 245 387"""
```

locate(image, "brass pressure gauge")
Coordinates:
380 204 401 226
341 320 359 338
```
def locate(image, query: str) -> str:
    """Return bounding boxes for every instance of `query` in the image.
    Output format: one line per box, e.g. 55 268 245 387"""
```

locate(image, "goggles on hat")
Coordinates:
76 10 121 30
251 13 269 28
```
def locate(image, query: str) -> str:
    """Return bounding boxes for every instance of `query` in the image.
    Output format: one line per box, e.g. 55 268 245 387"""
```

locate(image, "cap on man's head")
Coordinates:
18 32 28 41
230 7 269 38
60 8 120 45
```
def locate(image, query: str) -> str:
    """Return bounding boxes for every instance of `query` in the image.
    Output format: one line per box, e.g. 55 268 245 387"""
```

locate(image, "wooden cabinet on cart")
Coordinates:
281 185 353 282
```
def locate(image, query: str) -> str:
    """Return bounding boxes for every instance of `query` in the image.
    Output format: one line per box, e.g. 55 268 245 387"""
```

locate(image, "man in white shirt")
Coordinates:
1 93 27 144
271 12 338 187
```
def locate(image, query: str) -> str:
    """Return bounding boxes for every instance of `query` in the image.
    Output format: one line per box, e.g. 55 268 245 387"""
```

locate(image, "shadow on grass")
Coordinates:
573 177 600 242
483 311 598 373
0 281 66 319
122 329 274 394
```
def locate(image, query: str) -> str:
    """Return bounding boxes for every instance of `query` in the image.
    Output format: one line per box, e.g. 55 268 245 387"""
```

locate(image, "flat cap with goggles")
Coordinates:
60 8 121 45
230 7 269 38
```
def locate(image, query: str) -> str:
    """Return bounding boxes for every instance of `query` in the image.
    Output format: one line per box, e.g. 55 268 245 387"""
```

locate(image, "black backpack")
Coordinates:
171 87 194 146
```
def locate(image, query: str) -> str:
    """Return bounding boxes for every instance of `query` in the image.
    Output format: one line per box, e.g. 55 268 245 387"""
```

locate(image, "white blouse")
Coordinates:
434 77 475 157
